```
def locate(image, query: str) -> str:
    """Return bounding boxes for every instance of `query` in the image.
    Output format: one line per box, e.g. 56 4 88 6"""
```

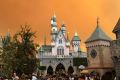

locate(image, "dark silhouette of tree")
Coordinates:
2 24 38 78
14 25 38 77
2 32 17 78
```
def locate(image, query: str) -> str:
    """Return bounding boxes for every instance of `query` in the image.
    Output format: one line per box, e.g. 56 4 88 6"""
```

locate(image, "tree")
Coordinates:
2 25 38 78
2 32 16 78
14 25 38 77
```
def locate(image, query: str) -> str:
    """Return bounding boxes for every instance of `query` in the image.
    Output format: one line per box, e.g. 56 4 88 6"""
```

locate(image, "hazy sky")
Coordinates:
0 0 120 51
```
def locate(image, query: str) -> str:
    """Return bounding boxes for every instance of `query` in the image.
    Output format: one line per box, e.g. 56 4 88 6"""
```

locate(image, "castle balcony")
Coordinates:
56 55 72 58
39 54 73 59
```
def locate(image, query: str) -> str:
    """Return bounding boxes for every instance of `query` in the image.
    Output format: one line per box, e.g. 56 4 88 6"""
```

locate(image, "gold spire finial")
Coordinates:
75 32 78 36
53 11 56 18
67 32 69 34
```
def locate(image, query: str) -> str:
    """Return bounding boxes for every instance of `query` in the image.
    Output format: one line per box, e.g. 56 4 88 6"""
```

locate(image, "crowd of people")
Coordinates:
0 71 116 80
32 73 100 80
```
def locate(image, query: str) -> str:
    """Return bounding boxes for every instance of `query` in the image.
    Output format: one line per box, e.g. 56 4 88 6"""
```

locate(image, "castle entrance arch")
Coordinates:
47 66 53 75
55 63 65 74
67 66 74 75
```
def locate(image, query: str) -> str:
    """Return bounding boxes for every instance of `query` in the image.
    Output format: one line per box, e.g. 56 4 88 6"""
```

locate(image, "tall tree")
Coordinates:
2 25 38 78
14 25 38 76
2 32 16 78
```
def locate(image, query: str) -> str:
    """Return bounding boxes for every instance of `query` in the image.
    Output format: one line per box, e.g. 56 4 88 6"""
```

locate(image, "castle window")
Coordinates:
52 29 55 33
57 46 64 55
62 48 64 55
90 49 97 58
59 39 62 44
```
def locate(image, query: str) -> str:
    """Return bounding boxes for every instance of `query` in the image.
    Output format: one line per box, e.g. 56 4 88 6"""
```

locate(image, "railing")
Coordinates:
39 55 73 59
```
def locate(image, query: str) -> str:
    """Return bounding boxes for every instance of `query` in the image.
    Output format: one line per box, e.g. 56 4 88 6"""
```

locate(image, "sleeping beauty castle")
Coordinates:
37 14 87 75
37 15 114 77
0 14 115 78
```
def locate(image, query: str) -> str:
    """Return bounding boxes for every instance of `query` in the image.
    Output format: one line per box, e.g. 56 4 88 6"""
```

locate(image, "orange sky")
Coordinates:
0 0 120 51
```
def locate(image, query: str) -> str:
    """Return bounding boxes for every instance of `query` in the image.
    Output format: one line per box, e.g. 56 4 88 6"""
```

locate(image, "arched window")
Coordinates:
52 29 56 33
57 46 64 55
62 48 64 55
57 48 60 55
59 39 62 44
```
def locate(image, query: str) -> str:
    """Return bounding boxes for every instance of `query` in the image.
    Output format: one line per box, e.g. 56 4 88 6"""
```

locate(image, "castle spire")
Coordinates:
53 12 56 18
85 18 111 43
51 14 57 27
44 35 46 45
51 13 57 40
75 32 78 36
67 32 70 42
97 17 99 27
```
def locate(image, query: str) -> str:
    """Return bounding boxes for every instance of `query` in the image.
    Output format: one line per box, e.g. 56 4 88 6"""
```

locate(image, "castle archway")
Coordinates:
55 63 65 74
47 66 53 75
67 66 74 75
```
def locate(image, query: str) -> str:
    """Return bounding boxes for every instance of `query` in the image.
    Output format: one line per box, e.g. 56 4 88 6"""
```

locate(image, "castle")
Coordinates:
37 14 87 75
37 15 114 76
0 15 115 77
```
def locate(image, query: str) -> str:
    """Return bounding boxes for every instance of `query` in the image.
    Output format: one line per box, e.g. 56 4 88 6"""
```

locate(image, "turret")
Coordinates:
113 18 120 39
78 46 81 57
66 32 70 47
85 18 113 76
39 46 44 54
61 22 66 36
51 14 57 40
111 18 120 80
71 32 81 52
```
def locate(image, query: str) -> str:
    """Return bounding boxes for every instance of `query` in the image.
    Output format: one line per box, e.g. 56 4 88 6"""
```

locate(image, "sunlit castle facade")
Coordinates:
37 15 87 75
85 18 113 77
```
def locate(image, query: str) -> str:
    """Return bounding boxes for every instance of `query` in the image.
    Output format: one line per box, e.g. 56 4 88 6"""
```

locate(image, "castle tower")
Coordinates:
61 22 66 36
113 18 120 39
51 14 57 41
78 46 81 57
66 32 70 47
71 32 81 52
85 18 113 76
111 18 120 80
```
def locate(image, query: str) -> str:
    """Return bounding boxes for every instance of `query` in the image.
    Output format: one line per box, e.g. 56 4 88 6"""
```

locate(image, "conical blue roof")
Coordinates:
72 32 80 41
85 18 111 43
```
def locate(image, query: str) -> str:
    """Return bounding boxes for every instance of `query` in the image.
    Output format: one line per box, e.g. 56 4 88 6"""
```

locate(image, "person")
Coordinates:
32 73 37 80
12 72 19 80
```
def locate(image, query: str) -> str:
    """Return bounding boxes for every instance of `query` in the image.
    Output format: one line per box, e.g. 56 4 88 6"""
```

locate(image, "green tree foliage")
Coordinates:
14 25 38 76
2 25 38 78
2 32 16 78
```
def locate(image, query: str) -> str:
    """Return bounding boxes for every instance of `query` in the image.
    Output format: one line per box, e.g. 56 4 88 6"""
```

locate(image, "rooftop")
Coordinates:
85 18 111 43
113 18 120 33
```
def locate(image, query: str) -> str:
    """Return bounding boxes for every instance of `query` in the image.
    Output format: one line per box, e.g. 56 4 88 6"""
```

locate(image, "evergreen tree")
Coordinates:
14 25 38 77
2 25 38 78
2 32 16 78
